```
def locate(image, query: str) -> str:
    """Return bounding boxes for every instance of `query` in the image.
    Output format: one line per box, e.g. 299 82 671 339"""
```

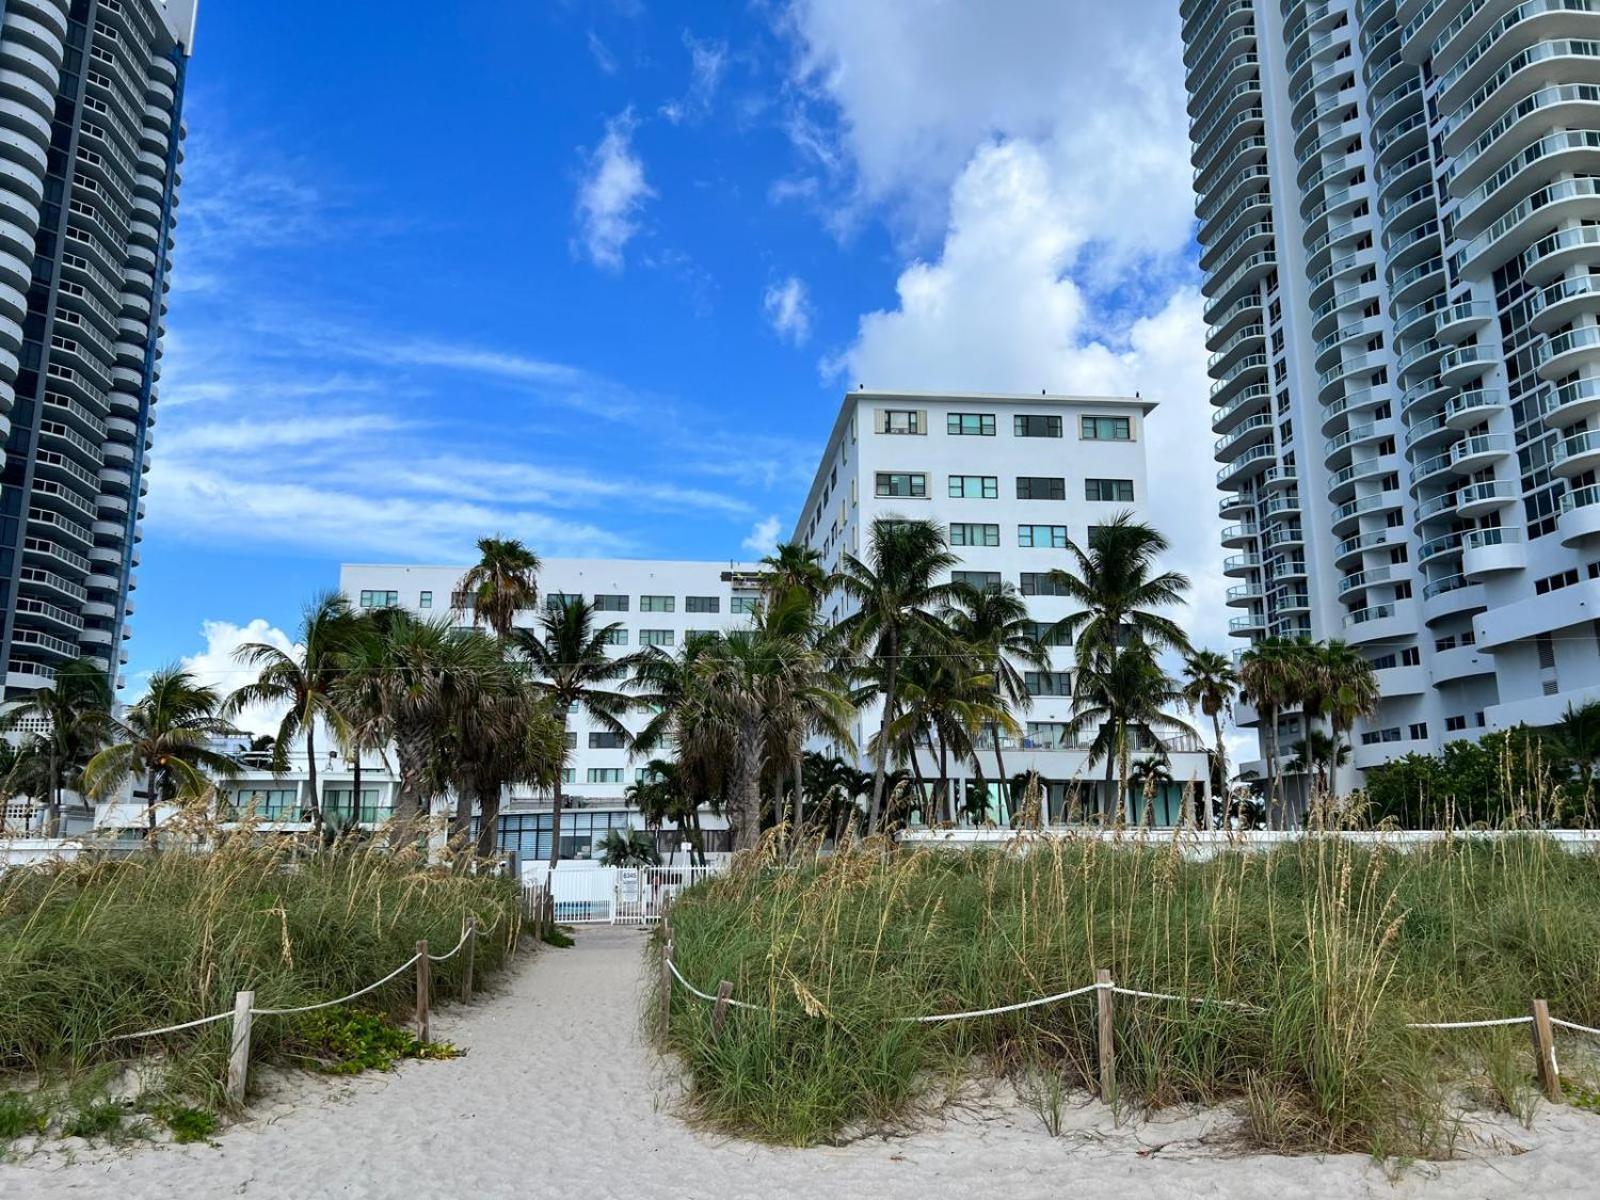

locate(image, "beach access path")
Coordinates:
8 926 1600 1199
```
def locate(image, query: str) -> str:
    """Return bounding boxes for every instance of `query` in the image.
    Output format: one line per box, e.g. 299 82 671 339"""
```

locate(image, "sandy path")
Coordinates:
6 927 1600 1199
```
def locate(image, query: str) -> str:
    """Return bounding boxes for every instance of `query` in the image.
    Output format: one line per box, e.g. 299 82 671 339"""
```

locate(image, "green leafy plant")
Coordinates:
0 1090 48 1141
155 1103 217 1144
62 1097 125 1140
542 925 575 948
290 1008 459 1075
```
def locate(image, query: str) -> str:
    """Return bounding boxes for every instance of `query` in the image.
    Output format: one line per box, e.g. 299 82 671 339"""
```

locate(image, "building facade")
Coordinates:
1187 0 1600 776
0 0 193 698
793 389 1212 822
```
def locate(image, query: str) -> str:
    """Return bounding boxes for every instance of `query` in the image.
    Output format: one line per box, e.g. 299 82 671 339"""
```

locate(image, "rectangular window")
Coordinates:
593 594 629 612
875 472 927 498
948 474 998 499
1014 414 1062 438
1020 572 1068 597
563 731 578 749
878 409 922 434
1080 415 1131 440
730 595 759 614
951 570 1002 591
1085 478 1135 502
1016 476 1066 500
947 412 996 436
686 596 720 613
640 629 675 647
1024 670 1073 697
1408 723 1428 741
419 591 432 609
1445 715 1466 732
601 628 629 646
1025 620 1071 647
546 592 580 610
323 786 389 824
587 768 624 784
358 590 399 609
1018 524 1069 549
949 522 1000 547
639 595 676 613
561 768 576 784
589 731 626 749
229 787 300 821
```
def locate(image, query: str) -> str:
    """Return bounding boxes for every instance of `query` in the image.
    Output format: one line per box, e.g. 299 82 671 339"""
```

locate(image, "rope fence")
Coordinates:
105 908 514 1106
660 940 1597 1108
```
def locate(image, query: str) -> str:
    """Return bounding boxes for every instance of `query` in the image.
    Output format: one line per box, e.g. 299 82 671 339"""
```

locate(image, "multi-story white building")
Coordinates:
793 389 1213 823
337 558 750 862
1186 0 1600 778
0 0 195 697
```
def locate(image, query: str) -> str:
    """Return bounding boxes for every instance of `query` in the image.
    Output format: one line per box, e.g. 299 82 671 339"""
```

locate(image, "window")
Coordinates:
948 474 998 499
563 731 578 749
1445 715 1467 732
1025 620 1071 647
1018 524 1069 549
546 592 579 610
640 629 675 647
952 570 1002 591
323 786 388 824
593 594 629 612
228 787 300 821
1024 722 1073 750
419 591 432 609
1401 646 1420 666
587 768 624 784
949 522 1000 547
601 628 629 646
878 409 923 434
589 731 627 749
1080 415 1131 440
1085 478 1135 502
358 590 399 608
1024 670 1073 697
686 596 720 613
1020 572 1069 597
1014 414 1062 438
731 595 759 614
561 768 576 784
947 412 995 436
639 595 676 612
1016 476 1066 500
1408 723 1428 741
876 472 927 498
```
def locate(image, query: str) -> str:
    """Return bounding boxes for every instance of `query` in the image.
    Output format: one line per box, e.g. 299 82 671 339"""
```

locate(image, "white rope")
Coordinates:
1111 985 1267 1014
1551 1017 1600 1037
428 926 472 962
1404 1016 1533 1030
664 956 764 1011
249 953 422 1017
107 1010 236 1042
900 982 1104 1024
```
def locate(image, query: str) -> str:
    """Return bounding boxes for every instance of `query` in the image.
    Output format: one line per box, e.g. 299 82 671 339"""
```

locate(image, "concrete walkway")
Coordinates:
7 927 1598 1199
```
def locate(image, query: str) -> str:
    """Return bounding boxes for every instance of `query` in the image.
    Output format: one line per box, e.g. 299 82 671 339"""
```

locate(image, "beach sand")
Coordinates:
6 926 1600 1199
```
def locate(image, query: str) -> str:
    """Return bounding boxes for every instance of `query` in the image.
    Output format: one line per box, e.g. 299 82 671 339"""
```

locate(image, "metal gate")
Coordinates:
522 861 727 926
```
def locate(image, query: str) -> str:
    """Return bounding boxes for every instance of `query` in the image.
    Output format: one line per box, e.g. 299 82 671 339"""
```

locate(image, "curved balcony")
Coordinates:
1526 223 1600 286
1343 598 1418 646
1410 449 1458 487
1228 612 1265 638
1456 478 1521 518
1221 522 1259 548
1457 134 1600 240
1435 2 1600 116
1388 255 1445 308
1403 410 1454 453
1420 575 1488 624
1223 551 1260 576
1334 526 1401 568
1419 530 1464 563
1338 565 1393 601
1530 273 1600 333
1328 454 1398 501
1261 463 1298 490
1546 376 1600 427
1558 483 1600 544
1435 299 1498 344
1450 433 1513 472
1331 492 1398 535
1462 526 1528 575
1212 382 1272 434
1226 582 1265 607
1437 343 1499 387
1540 325 1600 379
1452 84 1600 194
1214 411 1275 461
1217 441 1277 489
1210 353 1270 407
1553 428 1600 476
1219 492 1253 520
1206 298 1263 350
1324 419 1393 466
1441 387 1502 429
1444 40 1600 150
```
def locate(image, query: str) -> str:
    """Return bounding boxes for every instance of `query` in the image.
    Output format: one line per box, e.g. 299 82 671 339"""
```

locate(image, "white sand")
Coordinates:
7 926 1600 1199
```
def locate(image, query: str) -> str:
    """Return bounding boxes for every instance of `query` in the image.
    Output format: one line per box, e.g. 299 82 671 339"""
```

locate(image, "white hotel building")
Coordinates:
1186 0 1600 777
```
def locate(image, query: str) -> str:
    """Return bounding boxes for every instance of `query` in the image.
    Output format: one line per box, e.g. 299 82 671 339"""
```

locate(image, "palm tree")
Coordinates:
1129 753 1174 826
82 668 239 836
597 827 660 867
1285 728 1348 795
761 542 827 607
632 634 732 859
829 517 960 832
225 592 358 834
1066 642 1195 823
1237 637 1305 829
513 597 641 867
1316 639 1379 797
1180 649 1238 831
1043 512 1191 662
457 536 541 639
944 582 1050 807
0 658 113 834
1544 699 1600 821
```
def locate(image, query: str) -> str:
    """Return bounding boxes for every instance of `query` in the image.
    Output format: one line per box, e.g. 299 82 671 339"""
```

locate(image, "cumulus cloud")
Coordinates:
179 618 299 738
575 111 654 270
741 515 782 557
763 276 813 345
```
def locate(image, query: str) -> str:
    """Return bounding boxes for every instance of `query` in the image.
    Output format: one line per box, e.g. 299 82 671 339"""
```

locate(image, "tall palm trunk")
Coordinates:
304 717 321 834
1264 705 1281 832
989 721 1009 810
930 729 949 824
1102 753 1115 824
792 749 805 842
476 778 502 860
144 765 159 843
1118 725 1133 826
971 757 988 827
907 737 928 824
351 749 363 835
731 719 763 851
1209 710 1226 833
867 636 899 834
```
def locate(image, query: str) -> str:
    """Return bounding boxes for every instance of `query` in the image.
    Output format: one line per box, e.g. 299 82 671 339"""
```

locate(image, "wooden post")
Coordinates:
415 940 431 1043
225 990 254 1107
659 939 674 1035
462 917 477 1003
1531 998 1561 1102
712 980 733 1040
1096 969 1117 1115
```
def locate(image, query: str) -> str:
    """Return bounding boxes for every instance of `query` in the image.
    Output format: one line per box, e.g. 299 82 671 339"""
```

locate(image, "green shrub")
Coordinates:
288 1007 458 1075
155 1103 217 1144
62 1098 124 1140
0 1090 47 1141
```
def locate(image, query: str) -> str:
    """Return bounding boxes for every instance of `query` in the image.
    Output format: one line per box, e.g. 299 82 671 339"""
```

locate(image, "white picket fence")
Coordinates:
521 860 728 926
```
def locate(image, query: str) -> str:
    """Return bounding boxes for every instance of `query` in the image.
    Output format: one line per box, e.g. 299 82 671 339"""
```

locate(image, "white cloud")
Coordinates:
179 618 299 738
575 110 654 270
742 515 782 557
663 32 728 124
763 276 813 345
587 30 618 75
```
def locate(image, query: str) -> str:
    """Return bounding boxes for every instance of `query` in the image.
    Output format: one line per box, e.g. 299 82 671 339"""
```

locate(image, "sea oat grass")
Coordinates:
658 833 1600 1155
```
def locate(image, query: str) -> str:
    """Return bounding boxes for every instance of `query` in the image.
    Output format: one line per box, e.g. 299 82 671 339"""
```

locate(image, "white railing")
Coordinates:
520 859 731 926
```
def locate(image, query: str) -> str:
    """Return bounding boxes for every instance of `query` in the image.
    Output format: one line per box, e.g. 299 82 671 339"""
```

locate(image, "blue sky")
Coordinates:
139 0 1225 697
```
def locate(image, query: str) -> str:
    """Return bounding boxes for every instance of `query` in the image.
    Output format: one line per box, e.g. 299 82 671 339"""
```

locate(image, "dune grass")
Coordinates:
0 834 523 1114
658 833 1600 1155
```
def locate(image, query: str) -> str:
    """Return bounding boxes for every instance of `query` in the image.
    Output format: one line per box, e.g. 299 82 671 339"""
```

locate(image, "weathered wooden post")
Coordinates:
712 980 733 1040
415 940 431 1043
1531 998 1561 1102
462 917 477 1003
1096 969 1117 1115
225 990 255 1106
659 939 674 1035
